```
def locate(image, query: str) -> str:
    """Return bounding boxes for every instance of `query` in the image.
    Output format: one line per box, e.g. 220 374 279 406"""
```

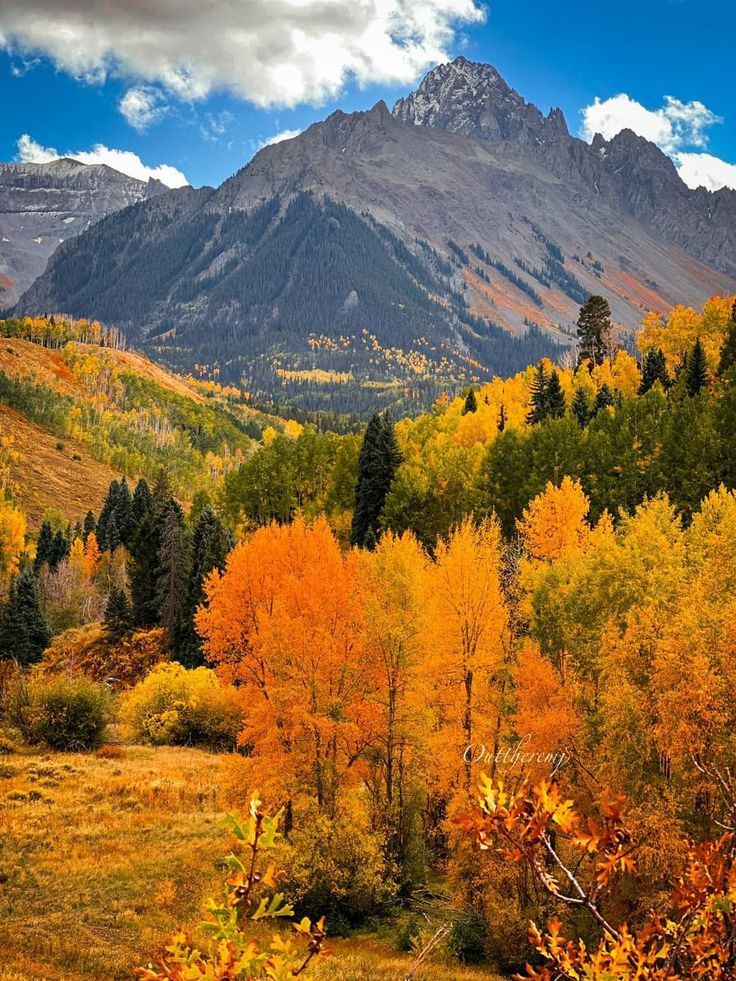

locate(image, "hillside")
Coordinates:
0 317 280 524
0 158 167 308
13 59 734 414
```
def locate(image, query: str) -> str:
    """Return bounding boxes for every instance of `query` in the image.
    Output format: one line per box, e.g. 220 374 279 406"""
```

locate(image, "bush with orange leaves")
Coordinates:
464 775 736 980
135 792 325 981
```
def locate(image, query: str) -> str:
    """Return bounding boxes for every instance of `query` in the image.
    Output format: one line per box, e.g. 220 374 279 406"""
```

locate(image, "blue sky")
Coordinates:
1 0 734 191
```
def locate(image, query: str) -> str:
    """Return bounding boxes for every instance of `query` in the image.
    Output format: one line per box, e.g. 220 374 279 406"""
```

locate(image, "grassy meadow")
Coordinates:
0 745 499 981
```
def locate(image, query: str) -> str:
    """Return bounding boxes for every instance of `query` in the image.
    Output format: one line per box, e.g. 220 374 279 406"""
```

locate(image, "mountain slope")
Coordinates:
0 158 168 307
14 60 735 412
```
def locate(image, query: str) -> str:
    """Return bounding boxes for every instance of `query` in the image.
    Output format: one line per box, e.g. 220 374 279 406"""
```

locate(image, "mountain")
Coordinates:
0 158 168 307
14 59 735 413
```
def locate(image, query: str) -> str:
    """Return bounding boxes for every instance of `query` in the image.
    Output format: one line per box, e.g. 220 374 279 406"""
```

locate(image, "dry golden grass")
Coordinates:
0 746 502 981
0 404 119 528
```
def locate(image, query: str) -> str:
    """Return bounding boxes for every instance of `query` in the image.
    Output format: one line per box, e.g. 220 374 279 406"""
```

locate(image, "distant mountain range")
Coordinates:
10 58 735 413
0 158 166 307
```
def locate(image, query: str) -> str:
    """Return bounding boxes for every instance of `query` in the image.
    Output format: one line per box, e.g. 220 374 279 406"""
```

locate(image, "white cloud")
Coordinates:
119 86 168 131
676 152 736 192
580 93 720 155
16 134 188 188
0 0 485 108
258 128 302 149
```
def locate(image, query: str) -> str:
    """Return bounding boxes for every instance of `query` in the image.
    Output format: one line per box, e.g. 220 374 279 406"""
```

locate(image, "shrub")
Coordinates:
38 624 169 687
4 675 112 751
121 662 243 749
277 798 397 929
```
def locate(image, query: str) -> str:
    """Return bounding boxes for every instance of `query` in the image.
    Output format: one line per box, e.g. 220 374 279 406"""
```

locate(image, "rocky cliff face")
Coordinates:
0 158 167 307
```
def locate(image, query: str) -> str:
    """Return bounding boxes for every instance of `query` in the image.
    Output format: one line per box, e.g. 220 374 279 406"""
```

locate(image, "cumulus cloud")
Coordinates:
676 152 736 192
580 93 720 155
580 92 736 192
119 86 168 131
0 0 485 108
16 134 188 188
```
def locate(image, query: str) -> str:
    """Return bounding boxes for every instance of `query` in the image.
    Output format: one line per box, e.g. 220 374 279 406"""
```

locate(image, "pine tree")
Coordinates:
49 529 69 569
103 586 133 642
546 370 566 418
639 349 670 394
129 507 165 628
131 478 153 532
463 387 478 414
96 479 120 551
686 338 709 397
594 383 615 414
83 510 96 541
34 520 54 572
526 362 549 425
717 301 736 377
351 413 402 549
497 404 506 432
177 507 230 667
115 477 134 546
571 387 592 427
576 295 613 367
0 569 51 666
156 506 190 642
107 511 121 552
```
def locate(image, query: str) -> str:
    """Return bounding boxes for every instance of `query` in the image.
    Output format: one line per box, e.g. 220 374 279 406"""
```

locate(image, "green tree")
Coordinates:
686 338 709 397
177 507 231 667
546 370 566 419
576 295 613 367
156 505 190 645
0 569 51 666
83 510 96 541
526 362 549 425
571 387 592 427
463 387 478 414
639 348 669 394
103 586 133 642
351 413 402 549
33 520 54 573
594 383 615 414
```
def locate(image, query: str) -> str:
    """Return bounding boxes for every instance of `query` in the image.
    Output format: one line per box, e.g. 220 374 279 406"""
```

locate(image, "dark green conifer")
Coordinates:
686 338 709 397
639 349 670 394
83 510 96 541
594 383 615 414
571 387 592 426
156 506 190 642
0 569 51 666
576 295 613 367
350 412 402 549
526 362 549 425
546 370 566 418
34 521 54 572
103 587 133 642
177 507 230 667
462 388 478 414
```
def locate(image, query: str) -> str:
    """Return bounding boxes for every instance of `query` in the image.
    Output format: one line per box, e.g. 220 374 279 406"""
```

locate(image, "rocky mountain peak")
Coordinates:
392 56 569 145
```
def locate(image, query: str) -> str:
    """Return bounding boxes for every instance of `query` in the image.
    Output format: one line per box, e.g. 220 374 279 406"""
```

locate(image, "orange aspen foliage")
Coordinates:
0 495 26 592
418 517 509 796
82 532 101 579
517 476 590 562
197 517 368 814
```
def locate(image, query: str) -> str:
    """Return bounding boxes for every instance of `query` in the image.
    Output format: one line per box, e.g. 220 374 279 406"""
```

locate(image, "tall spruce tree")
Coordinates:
576 295 613 367
526 362 549 425
34 520 54 572
129 493 170 629
96 479 120 551
571 387 592 427
686 338 709 397
83 510 96 541
156 505 190 646
594 383 615 414
131 478 153 533
639 349 670 394
115 477 134 547
0 569 51 666
546 370 566 418
103 587 133 642
350 412 402 549
178 507 231 666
